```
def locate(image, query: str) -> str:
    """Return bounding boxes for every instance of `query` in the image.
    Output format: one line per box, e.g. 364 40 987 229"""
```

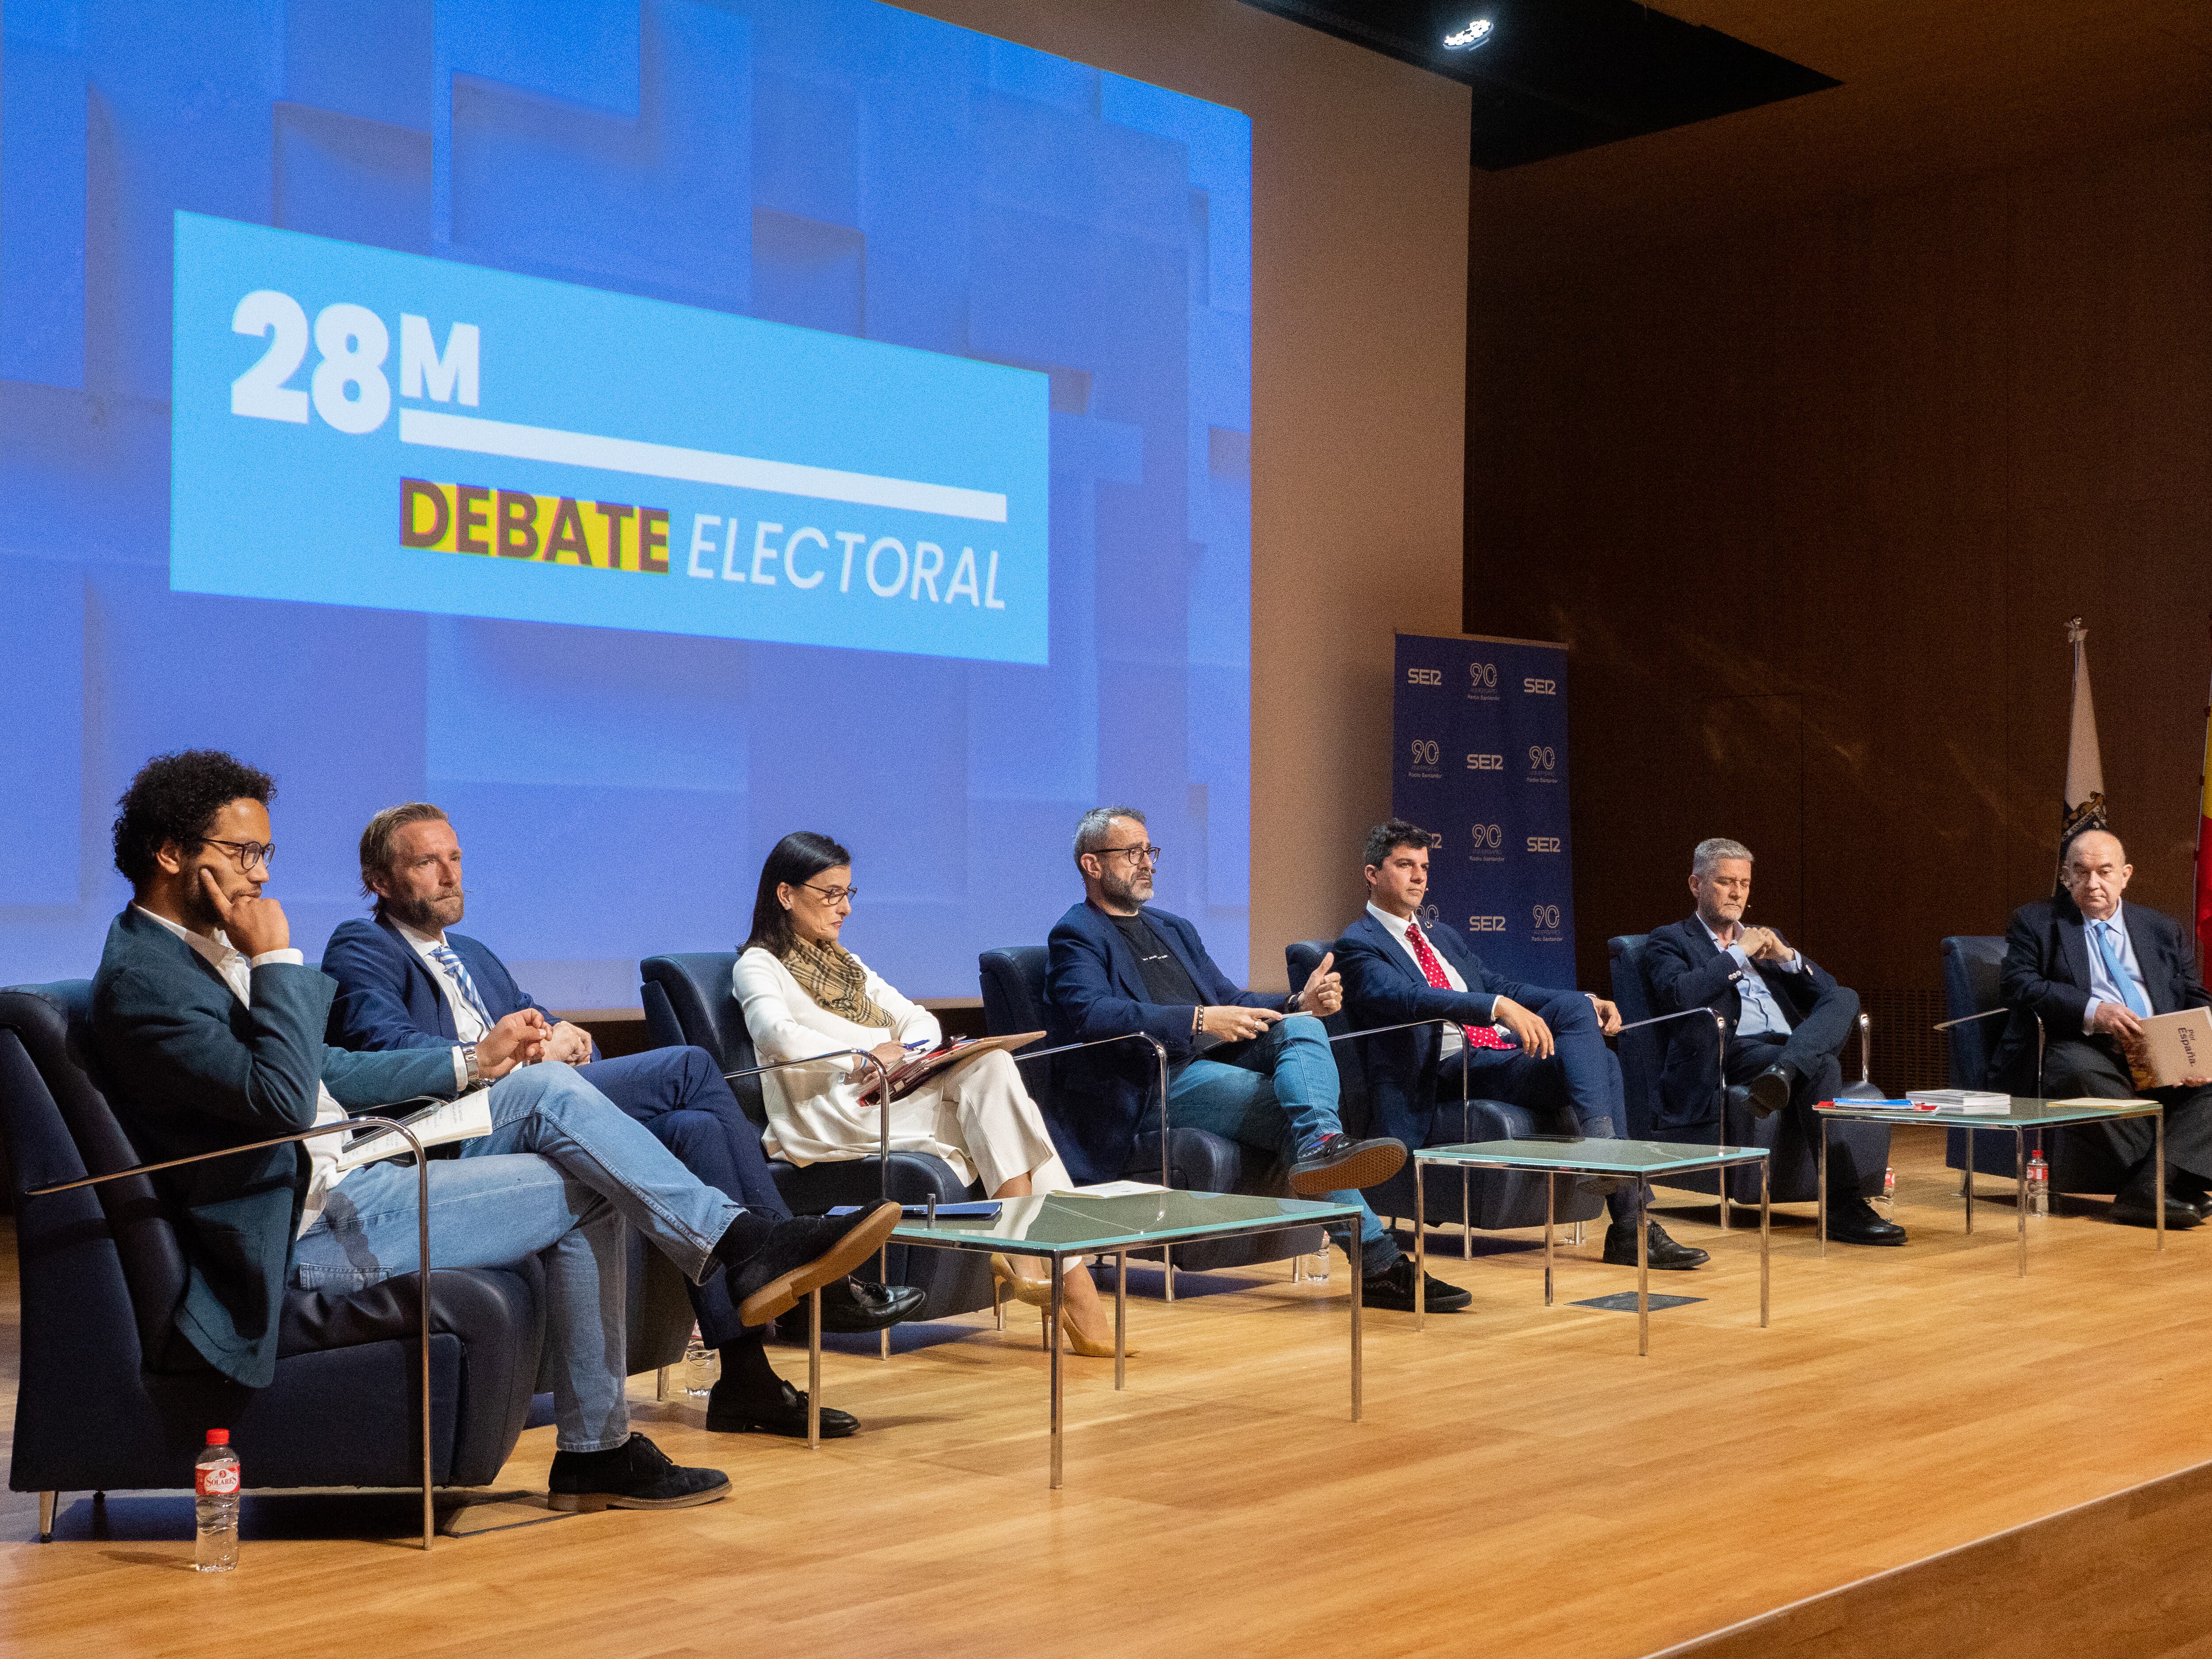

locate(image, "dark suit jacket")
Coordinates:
1333 909 1556 1149
1993 896 2210 1084
1643 915 1840 1129
1043 899 1284 1183
322 914 591 1057
89 906 458 1386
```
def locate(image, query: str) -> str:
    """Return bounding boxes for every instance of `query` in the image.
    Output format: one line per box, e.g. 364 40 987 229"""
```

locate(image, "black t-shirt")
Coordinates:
1110 910 1221 1054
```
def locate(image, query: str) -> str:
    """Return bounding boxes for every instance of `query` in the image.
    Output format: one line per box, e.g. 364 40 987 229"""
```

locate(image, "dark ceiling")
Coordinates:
1235 0 1840 168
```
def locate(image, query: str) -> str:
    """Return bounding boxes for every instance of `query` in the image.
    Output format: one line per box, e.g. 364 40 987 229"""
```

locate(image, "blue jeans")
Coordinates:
1459 991 1642 1223
1140 1014 1396 1271
580 1047 791 1348
292 1062 743 1452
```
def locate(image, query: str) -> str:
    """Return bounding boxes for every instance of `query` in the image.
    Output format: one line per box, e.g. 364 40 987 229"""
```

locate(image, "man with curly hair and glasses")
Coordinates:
90 749 899 1511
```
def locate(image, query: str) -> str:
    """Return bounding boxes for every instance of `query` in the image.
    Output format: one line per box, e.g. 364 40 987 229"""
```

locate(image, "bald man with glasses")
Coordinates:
1044 805 1466 1313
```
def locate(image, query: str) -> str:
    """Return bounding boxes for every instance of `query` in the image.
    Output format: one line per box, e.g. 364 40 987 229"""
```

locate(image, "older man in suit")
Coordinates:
1334 820 1708 1271
321 801 922 1439
91 749 896 1510
1644 837 1905 1246
1044 804 1468 1313
1997 828 2212 1229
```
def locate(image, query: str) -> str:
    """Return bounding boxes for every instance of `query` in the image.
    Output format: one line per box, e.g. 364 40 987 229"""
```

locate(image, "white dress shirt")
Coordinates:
394 918 490 1049
1699 917 1802 1038
1367 902 1476 1058
132 905 355 1237
2081 902 2152 1032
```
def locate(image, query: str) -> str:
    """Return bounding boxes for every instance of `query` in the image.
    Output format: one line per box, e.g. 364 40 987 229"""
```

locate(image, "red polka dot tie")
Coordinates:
1405 921 1513 1049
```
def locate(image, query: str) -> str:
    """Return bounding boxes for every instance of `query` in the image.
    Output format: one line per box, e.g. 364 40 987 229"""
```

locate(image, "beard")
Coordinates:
1099 868 1152 909
385 889 465 933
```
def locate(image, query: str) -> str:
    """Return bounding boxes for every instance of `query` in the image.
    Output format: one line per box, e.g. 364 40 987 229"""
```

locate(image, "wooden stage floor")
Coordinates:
4 1129 2208 1659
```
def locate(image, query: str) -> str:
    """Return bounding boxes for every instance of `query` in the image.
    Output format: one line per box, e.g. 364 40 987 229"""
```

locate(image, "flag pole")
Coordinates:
2197 611 2212 976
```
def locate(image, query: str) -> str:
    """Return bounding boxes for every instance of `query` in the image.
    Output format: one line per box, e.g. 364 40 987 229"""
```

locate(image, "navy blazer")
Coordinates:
1642 915 1839 1129
321 914 580 1056
1333 910 1557 1148
89 906 457 1386
1043 899 1283 1183
1993 896 2210 1083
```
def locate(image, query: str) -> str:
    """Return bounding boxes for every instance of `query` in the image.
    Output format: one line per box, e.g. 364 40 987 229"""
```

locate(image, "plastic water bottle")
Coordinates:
2028 1149 2050 1217
680 1322 718 1397
193 1429 240 1572
1882 1164 1896 1214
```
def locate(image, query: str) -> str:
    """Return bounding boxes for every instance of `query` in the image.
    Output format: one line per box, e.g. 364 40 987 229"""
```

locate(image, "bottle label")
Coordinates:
196 1464 240 1497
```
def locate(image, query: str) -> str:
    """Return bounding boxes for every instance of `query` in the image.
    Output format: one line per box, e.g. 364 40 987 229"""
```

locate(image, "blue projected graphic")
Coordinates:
174 214 1049 661
0 0 1252 1000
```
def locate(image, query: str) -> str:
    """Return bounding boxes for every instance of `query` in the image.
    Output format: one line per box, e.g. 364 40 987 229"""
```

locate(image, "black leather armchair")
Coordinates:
1939 935 2129 1193
1284 939 1605 1238
1608 936 1888 1205
0 982 544 1546
975 946 1323 1275
638 952 993 1319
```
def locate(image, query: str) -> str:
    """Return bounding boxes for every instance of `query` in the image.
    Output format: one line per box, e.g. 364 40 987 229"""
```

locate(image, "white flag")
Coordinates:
2062 616 2106 844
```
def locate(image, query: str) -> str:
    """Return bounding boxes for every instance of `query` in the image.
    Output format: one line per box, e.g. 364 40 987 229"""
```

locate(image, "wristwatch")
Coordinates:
462 1042 483 1090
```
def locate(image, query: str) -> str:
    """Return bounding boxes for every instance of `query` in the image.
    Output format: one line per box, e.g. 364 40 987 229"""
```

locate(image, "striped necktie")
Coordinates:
1405 922 1513 1049
429 941 495 1032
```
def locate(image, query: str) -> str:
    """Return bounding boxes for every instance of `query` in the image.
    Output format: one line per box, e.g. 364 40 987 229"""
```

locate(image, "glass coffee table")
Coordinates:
837 1190 1363 1488
1812 1096 2167 1274
1412 1138 1771 1356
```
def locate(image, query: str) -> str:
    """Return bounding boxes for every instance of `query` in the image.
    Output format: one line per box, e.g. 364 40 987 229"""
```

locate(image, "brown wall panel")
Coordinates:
1471 126 2212 1029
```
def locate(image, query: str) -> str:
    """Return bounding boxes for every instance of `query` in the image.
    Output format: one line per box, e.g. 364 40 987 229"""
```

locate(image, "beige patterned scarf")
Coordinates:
782 936 892 1029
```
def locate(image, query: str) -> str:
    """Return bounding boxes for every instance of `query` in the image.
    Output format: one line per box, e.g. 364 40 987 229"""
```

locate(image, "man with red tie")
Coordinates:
1333 819 1708 1271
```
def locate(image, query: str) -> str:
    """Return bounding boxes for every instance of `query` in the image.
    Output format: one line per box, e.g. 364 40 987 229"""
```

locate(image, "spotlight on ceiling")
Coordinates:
1442 18 1493 49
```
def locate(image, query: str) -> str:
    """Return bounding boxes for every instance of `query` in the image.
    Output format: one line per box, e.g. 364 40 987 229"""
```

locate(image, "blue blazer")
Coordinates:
322 914 585 1057
1333 910 1557 1148
1643 915 1839 1128
1043 899 1284 1183
89 906 457 1386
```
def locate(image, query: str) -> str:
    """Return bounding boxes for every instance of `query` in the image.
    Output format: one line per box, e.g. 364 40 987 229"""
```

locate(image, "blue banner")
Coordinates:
1392 632 1575 984
171 212 1050 664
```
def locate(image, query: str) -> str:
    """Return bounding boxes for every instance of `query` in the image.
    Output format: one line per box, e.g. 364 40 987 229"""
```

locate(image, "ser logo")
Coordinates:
1468 915 1507 933
1523 677 1557 695
1467 753 1503 771
1407 666 1443 686
1527 836 1561 853
1532 904 1563 931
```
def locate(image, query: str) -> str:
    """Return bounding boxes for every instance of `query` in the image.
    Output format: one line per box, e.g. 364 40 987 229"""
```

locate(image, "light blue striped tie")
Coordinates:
429 942 495 1031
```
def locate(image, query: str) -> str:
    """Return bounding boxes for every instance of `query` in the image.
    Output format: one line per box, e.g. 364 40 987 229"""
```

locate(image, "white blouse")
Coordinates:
733 945 941 1167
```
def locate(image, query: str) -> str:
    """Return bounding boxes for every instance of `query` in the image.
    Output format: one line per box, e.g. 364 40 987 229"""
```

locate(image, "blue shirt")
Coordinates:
2081 903 2151 1029
1701 918 1803 1038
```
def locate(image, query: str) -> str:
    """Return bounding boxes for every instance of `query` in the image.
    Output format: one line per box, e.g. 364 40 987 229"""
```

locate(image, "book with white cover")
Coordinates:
335 1094 494 1173
2127 1008 2212 1090
1905 1089 2012 1115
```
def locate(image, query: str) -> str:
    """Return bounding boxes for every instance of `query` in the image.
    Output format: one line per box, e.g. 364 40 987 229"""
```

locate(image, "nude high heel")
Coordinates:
1048 1303 1135 1360
991 1252 1052 1309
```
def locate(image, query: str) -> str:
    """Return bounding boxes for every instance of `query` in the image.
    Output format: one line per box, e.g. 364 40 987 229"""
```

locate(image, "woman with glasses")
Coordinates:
733 832 1120 1356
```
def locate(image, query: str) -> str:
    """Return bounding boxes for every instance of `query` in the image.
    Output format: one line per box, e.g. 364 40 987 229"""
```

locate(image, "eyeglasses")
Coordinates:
801 882 858 904
202 837 276 872
1095 844 1163 866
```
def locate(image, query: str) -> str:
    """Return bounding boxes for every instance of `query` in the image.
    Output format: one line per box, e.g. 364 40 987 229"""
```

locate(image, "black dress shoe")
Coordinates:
1359 1255 1472 1313
1289 1133 1406 1196
548 1433 729 1510
705 1376 859 1438
1724 1065 1792 1120
1601 1220 1709 1271
2109 1194 2204 1230
773 1277 927 1338
717 1204 902 1326
1826 1194 1908 1245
